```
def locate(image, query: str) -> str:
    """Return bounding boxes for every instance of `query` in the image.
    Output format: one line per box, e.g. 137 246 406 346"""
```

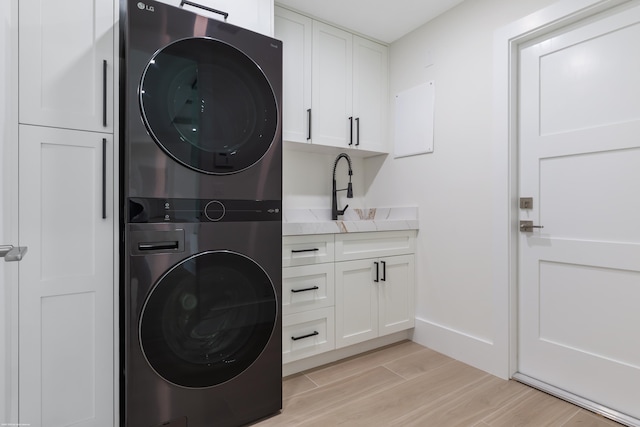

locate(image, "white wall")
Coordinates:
366 0 560 377
283 145 367 211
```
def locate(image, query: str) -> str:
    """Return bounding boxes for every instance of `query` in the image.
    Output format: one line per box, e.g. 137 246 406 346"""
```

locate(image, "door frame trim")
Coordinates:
491 0 633 379
1 0 20 423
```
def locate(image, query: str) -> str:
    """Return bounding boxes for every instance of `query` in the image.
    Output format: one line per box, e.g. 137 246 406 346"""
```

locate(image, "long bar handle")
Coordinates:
307 108 312 140
180 0 228 20
355 117 360 146
291 248 319 253
102 138 107 219
381 260 386 282
102 60 107 127
348 116 354 146
291 331 319 341
374 261 379 282
291 286 319 293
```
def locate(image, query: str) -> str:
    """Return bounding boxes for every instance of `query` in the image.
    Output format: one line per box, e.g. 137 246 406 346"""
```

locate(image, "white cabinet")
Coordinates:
275 7 312 144
17 0 116 424
19 0 114 133
282 230 416 363
157 0 274 36
282 235 336 363
312 21 389 153
275 9 389 155
18 125 114 427
334 231 415 348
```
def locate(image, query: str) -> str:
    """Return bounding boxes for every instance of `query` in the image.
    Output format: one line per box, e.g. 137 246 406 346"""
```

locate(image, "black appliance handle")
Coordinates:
291 331 319 341
180 0 228 20
138 241 180 251
307 108 312 140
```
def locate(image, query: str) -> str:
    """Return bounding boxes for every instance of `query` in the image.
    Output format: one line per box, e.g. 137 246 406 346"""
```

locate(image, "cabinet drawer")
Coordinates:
283 234 334 267
283 263 335 315
335 230 416 261
283 307 335 363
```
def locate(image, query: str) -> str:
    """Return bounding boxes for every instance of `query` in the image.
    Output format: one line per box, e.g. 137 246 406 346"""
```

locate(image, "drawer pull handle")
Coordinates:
291 331 319 341
291 286 319 293
291 248 319 253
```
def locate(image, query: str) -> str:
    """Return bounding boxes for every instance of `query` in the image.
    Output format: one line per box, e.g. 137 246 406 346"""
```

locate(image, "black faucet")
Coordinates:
332 153 353 220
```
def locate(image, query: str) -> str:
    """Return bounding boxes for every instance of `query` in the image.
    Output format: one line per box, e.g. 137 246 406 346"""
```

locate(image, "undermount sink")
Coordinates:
282 207 419 236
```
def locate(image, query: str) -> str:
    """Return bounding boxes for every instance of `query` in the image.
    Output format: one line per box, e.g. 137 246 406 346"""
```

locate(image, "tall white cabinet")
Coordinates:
17 0 116 425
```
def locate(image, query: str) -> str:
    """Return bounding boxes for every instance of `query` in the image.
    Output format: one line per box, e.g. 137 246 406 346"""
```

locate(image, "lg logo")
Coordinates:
137 2 155 12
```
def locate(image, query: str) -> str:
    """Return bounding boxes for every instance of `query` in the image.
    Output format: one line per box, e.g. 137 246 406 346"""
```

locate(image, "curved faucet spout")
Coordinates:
332 153 354 220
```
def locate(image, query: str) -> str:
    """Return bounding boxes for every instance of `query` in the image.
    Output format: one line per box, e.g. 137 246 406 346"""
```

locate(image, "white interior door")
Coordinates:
18 125 113 427
518 3 640 422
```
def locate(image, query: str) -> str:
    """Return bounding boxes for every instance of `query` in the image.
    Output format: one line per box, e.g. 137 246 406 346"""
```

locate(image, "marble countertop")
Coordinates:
282 207 419 236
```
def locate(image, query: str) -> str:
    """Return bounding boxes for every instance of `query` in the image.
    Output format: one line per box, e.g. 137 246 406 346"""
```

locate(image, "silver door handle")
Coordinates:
519 221 544 232
0 245 28 262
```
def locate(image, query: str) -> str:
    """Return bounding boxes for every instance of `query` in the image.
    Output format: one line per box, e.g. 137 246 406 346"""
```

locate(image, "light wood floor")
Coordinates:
252 340 624 427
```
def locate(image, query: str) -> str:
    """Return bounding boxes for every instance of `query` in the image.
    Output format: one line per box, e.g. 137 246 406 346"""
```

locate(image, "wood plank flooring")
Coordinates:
252 340 624 427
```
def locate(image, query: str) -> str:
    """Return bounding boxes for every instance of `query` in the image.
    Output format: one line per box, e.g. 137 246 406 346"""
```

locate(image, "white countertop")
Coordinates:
282 207 419 236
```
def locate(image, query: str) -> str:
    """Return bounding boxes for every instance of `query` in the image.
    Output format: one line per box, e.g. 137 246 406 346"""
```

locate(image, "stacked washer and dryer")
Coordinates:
121 1 282 426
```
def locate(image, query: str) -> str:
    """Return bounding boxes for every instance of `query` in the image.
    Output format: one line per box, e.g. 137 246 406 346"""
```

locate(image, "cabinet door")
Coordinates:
160 0 274 36
312 21 353 148
353 36 388 153
275 7 312 144
19 0 114 133
18 125 114 427
378 255 415 336
335 259 378 348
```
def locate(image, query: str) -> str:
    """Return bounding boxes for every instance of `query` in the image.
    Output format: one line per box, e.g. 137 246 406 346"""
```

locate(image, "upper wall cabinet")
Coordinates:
19 0 115 133
157 0 274 36
275 8 389 156
275 7 312 144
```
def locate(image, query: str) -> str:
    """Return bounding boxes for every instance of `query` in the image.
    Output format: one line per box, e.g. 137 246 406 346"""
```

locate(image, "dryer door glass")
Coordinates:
140 38 278 175
139 250 277 388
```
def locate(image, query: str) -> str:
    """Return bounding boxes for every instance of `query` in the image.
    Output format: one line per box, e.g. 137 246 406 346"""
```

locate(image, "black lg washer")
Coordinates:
122 0 282 201
123 199 282 427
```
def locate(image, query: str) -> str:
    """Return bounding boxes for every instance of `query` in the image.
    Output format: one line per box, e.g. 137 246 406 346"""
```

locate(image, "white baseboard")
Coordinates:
412 317 508 379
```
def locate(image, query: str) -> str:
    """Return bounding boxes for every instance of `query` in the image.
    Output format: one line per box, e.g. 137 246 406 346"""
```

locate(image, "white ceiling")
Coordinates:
275 0 465 43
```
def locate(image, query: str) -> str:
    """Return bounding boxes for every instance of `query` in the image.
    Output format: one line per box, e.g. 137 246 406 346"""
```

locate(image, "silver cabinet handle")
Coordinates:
0 245 28 262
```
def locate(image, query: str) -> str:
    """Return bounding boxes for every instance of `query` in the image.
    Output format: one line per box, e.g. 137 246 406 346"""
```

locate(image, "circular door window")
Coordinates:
139 251 277 388
140 38 278 175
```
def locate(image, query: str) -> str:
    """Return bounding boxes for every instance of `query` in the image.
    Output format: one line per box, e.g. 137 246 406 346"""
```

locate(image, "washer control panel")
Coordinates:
128 198 281 223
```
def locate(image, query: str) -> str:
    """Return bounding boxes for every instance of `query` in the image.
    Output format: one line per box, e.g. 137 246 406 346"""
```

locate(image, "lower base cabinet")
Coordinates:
335 254 415 348
282 230 416 365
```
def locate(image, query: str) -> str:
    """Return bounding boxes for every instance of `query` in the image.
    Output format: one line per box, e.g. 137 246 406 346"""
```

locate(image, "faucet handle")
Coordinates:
338 204 349 216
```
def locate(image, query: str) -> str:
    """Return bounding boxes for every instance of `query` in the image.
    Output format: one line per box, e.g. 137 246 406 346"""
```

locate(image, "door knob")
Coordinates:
519 221 544 232
0 245 28 262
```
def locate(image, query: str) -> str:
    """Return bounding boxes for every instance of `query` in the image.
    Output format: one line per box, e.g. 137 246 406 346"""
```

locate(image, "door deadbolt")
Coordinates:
519 221 544 232
520 197 533 209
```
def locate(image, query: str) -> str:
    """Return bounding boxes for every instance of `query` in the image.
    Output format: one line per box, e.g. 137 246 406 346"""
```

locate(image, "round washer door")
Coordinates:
140 37 278 175
139 251 277 388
